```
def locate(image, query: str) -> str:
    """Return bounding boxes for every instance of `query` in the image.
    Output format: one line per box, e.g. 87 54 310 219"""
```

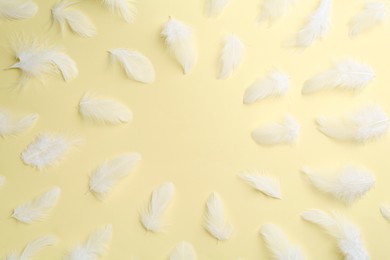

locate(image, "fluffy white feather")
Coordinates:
51 1 97 37
302 59 374 94
349 1 387 38
219 35 245 79
65 224 112 260
0 176 5 188
5 235 56 260
317 104 389 142
258 0 297 25
140 182 174 232
204 192 232 241
302 166 375 205
252 116 300 145
380 204 390 222
12 186 61 224
89 153 141 199
109 48 155 83
260 223 305 260
205 0 230 17
239 171 281 199
161 18 197 74
0 0 37 20
301 209 369 260
79 93 132 125
101 0 136 23
243 70 289 104
0 111 38 137
169 241 196 260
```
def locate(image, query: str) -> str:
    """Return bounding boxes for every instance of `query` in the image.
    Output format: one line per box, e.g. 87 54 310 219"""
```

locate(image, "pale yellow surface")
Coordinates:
1 0 390 259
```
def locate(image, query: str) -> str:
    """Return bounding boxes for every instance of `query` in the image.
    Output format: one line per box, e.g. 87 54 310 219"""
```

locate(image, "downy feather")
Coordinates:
260 223 305 260
258 0 297 25
101 0 136 23
252 116 300 145
12 186 61 224
0 111 38 137
205 0 230 17
51 1 97 37
89 153 141 199
239 171 281 199
161 18 197 74
65 224 112 260
301 166 375 205
380 204 390 222
169 241 196 260
109 48 155 83
0 175 5 188
140 182 174 232
301 209 369 260
317 104 389 142
5 235 56 260
0 0 37 20
302 59 374 94
79 93 132 125
204 192 232 241
219 35 245 79
243 70 288 104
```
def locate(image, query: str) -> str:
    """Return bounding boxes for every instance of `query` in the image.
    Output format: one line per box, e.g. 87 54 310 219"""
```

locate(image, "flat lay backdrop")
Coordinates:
1 0 390 259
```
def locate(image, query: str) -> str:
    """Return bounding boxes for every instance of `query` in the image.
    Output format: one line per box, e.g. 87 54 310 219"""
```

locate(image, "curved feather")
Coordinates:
219 35 245 79
239 171 281 199
0 0 37 20
0 111 38 137
205 0 230 17
204 192 232 241
380 204 390 222
258 0 297 25
5 235 56 260
252 116 300 145
101 0 136 23
169 241 196 260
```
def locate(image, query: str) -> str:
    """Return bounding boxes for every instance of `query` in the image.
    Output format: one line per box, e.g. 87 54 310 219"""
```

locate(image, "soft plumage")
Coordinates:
258 0 297 25
252 116 300 145
5 235 56 260
239 171 281 199
0 111 38 137
169 241 196 260
204 192 232 241
219 34 245 79
0 176 5 188
380 204 390 222
205 0 230 17
0 0 37 20
101 0 136 23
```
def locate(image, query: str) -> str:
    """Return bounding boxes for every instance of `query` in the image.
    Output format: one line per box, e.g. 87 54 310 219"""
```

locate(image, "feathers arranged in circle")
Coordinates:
302 59 374 94
349 1 387 38
301 166 375 205
89 153 141 199
65 224 112 260
205 0 230 17
243 70 289 104
51 1 97 37
0 176 5 188
12 186 61 224
260 223 305 260
219 35 245 79
4 235 56 260
380 204 390 222
161 18 197 74
169 241 196 260
239 171 281 199
257 0 297 25
109 48 155 83
316 104 389 143
252 116 300 145
0 0 37 20
301 209 369 260
79 93 132 125
140 182 174 232
101 0 136 23
0 111 38 137
204 192 232 241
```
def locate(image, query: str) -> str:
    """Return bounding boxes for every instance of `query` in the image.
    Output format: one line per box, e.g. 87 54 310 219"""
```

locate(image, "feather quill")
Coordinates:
260 223 305 260
12 186 61 224
204 192 232 241
252 116 300 145
0 0 37 20
0 111 38 137
5 235 56 260
258 0 297 25
169 241 196 260
65 224 112 260
301 209 369 260
89 153 141 199
380 204 390 222
161 18 197 74
109 48 155 83
101 0 136 23
219 35 245 79
205 0 230 17
243 70 288 104
239 171 281 199
317 104 389 142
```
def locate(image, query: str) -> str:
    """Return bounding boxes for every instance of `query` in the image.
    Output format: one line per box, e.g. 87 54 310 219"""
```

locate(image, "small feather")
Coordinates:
239 171 281 199
169 241 196 260
140 182 174 232
0 176 5 188
204 192 232 241
5 235 56 260
252 116 300 145
0 111 38 137
219 35 245 79
205 0 230 17
380 204 390 222
101 0 136 23
258 0 297 25
0 0 37 20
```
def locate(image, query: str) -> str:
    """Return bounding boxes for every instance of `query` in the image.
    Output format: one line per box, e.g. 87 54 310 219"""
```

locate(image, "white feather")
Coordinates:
301 209 369 260
109 48 155 84
169 241 196 260
380 204 390 222
239 171 281 199
140 182 174 232
65 224 112 260
79 93 132 125
101 0 136 23
204 192 232 241
243 70 289 104
89 153 141 199
219 35 245 79
302 59 374 94
258 0 297 25
51 1 97 37
5 235 56 260
0 0 37 20
0 176 5 188
252 116 300 145
0 111 38 137
205 0 229 17
349 1 387 38
301 166 375 205
260 223 305 260
161 18 197 74
317 104 389 142
12 186 61 224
